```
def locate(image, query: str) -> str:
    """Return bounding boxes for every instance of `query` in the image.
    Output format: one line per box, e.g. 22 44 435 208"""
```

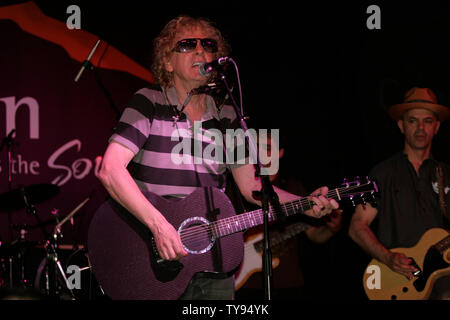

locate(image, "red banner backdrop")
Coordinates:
0 2 152 246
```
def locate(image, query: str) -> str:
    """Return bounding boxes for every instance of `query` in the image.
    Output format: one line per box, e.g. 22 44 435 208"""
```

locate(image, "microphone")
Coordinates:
198 57 230 76
74 39 101 82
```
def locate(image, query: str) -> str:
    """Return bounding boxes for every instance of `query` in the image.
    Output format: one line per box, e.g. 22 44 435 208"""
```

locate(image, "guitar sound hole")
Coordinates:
178 216 215 254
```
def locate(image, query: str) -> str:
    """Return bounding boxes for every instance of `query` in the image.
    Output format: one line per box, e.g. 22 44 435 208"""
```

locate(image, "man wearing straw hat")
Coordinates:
349 87 450 299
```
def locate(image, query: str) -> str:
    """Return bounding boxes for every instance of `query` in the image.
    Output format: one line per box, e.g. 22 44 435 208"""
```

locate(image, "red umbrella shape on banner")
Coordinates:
0 1 154 244
0 1 154 83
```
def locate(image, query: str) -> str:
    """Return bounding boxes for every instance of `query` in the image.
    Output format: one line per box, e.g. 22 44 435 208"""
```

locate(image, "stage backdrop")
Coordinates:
0 2 153 246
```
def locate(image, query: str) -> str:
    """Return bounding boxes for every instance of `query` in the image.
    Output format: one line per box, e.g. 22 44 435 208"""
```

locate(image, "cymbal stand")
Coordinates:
20 188 75 299
1 129 16 288
1 129 16 243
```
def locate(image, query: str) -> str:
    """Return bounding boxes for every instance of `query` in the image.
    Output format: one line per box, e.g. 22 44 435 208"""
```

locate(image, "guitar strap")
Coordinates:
436 163 450 229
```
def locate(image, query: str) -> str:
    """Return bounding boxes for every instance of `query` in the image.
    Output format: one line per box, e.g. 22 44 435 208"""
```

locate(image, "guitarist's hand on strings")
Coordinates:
307 186 340 218
386 251 419 280
153 218 188 261
98 142 188 261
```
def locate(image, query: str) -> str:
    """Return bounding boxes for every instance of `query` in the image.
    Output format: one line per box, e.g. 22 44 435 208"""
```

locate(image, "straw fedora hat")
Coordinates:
389 87 450 122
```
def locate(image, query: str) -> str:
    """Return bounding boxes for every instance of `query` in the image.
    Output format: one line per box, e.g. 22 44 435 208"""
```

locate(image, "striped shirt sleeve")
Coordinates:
109 92 155 154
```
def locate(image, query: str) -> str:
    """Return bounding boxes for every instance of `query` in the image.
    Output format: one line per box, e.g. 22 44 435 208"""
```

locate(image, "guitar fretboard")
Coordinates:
210 192 327 238
253 221 311 253
434 234 450 252
205 181 376 239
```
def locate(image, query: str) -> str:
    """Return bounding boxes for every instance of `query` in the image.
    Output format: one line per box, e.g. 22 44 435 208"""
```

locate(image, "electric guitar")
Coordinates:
363 228 450 300
88 179 378 300
234 221 310 290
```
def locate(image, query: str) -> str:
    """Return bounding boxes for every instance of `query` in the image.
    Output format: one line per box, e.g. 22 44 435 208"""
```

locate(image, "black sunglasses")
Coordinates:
172 38 218 53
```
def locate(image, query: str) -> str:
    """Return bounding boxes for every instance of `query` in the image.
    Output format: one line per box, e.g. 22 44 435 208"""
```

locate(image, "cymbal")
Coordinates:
12 218 57 230
0 184 59 211
0 239 38 258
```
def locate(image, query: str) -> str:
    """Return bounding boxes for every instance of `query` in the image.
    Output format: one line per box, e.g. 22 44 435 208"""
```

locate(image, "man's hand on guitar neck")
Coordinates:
308 186 340 218
231 164 339 219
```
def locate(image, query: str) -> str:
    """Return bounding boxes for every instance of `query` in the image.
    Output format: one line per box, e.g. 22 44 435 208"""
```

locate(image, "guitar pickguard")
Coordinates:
363 228 450 300
413 246 449 292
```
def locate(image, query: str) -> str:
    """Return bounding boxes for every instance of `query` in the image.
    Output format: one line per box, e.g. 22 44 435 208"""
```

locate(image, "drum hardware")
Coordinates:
0 235 37 290
0 128 69 298
53 196 90 239
36 196 91 299
0 183 60 292
0 184 59 212
0 182 94 299
14 187 75 299
1 129 16 243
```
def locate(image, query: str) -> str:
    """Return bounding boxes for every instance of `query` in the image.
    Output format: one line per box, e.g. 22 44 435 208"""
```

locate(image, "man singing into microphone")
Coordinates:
97 15 339 300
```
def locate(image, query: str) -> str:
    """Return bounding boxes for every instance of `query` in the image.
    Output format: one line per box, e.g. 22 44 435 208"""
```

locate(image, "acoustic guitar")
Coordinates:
88 179 378 299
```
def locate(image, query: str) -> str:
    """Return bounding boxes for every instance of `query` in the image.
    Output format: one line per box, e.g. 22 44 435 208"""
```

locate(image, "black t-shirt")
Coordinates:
370 152 450 249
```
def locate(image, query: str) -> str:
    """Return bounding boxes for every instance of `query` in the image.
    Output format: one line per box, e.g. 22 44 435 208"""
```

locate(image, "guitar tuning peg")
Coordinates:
355 176 361 185
342 177 349 187
349 195 355 207
360 193 366 205
369 194 378 207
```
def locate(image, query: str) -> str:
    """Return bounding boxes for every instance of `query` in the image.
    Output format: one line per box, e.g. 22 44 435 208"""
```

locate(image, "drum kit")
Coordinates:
0 183 103 300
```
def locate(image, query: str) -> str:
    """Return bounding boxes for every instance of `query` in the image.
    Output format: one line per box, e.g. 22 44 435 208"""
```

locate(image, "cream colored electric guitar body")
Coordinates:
363 228 450 300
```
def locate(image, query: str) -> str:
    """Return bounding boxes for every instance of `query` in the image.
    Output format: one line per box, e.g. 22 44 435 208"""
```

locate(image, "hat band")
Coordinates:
405 99 436 104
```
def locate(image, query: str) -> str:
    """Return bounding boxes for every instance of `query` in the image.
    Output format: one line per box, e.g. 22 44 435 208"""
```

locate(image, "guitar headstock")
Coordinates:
337 176 379 207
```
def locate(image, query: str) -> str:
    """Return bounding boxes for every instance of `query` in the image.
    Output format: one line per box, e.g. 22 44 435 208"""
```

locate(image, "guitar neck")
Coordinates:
211 189 340 238
434 234 450 253
253 222 311 253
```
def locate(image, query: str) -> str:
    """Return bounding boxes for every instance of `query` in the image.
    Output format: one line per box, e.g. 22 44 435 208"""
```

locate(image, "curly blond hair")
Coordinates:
151 15 231 88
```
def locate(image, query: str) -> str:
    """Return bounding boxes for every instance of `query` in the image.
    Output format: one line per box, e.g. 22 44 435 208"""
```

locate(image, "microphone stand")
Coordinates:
216 71 279 300
0 129 16 243
91 62 121 120
74 40 121 120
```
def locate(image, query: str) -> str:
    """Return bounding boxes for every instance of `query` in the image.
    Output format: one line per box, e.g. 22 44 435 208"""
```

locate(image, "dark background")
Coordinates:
13 0 450 189
1 0 450 300
28 0 450 190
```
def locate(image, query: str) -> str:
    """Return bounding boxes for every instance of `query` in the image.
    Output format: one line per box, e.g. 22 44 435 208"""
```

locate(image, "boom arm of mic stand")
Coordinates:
91 63 121 120
218 72 279 300
77 60 121 120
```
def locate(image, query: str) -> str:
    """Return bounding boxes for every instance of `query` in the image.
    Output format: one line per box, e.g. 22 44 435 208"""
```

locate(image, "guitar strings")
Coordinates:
180 202 321 245
179 206 295 246
178 184 372 244
179 206 304 249
179 184 374 247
